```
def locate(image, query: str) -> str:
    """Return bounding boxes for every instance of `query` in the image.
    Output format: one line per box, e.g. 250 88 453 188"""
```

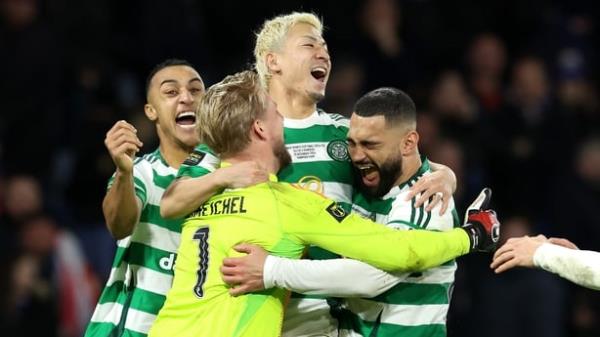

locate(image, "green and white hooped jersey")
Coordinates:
85 149 182 337
176 110 353 337
341 158 460 337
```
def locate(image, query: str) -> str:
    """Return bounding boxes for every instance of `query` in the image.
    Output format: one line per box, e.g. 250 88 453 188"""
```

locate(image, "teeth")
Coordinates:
357 164 374 170
312 67 327 74
177 111 195 118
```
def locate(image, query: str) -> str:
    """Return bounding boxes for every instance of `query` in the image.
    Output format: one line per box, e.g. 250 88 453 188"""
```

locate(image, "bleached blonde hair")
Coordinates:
197 70 266 157
254 12 323 89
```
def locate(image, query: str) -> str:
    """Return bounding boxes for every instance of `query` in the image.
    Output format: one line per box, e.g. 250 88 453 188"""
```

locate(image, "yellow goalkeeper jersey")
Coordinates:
149 175 470 337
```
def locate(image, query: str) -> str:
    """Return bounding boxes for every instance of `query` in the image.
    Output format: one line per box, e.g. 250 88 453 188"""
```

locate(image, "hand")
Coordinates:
461 188 500 252
490 235 547 273
104 120 143 174
218 161 269 189
406 170 454 215
221 243 269 296
548 237 579 250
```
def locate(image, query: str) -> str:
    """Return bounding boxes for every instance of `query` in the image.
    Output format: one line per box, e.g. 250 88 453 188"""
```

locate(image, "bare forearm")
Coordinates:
103 171 140 240
428 160 457 193
160 173 224 219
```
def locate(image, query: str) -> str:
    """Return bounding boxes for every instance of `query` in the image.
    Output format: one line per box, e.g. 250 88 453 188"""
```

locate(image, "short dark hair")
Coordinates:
145 58 194 94
354 87 416 126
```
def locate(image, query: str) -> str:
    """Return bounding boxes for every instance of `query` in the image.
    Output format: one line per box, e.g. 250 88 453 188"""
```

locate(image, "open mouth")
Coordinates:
175 111 196 128
356 163 378 181
310 66 328 82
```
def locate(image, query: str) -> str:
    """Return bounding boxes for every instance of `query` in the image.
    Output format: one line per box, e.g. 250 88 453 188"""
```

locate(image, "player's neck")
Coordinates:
269 82 316 119
157 134 195 169
394 152 422 187
225 144 280 175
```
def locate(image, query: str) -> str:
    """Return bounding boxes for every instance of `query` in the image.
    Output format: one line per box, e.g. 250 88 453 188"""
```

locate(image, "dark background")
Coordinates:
1 0 599 336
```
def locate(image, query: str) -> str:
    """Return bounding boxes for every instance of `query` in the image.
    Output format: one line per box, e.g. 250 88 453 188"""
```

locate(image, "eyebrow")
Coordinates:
301 35 327 46
160 77 203 87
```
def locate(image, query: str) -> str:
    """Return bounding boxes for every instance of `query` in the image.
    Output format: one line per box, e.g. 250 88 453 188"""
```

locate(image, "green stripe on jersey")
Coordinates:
122 242 175 275
139 204 183 232
178 165 211 179
278 161 353 185
372 282 452 305
283 124 348 144
376 322 446 337
85 322 148 337
98 281 166 314
151 169 174 189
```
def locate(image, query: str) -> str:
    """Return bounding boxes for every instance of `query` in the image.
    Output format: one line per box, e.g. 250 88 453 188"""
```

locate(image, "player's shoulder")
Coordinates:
316 109 349 129
268 182 332 216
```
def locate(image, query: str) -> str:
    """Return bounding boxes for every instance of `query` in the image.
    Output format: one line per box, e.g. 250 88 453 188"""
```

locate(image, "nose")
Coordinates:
315 45 330 63
348 144 366 163
179 89 194 104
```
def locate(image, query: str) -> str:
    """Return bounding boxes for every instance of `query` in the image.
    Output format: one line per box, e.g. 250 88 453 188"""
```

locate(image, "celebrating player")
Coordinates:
160 13 457 336
149 70 499 337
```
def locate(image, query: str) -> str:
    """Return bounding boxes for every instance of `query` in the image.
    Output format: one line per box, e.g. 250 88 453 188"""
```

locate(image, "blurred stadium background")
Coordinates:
0 0 599 336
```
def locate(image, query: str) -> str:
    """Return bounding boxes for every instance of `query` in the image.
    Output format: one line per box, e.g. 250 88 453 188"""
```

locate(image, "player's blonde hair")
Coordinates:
254 12 323 88
196 70 266 158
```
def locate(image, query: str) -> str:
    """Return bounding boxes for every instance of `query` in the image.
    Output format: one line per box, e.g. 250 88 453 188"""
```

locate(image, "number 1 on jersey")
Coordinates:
193 227 210 298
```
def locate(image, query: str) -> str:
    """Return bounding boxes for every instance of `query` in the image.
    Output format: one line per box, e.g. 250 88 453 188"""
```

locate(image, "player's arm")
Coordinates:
160 150 269 219
492 237 600 290
406 161 456 214
103 120 144 239
222 244 403 297
286 189 498 272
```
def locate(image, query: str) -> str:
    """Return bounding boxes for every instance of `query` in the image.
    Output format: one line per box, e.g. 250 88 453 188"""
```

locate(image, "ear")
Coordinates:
401 131 419 155
252 119 267 140
266 53 281 74
144 104 158 122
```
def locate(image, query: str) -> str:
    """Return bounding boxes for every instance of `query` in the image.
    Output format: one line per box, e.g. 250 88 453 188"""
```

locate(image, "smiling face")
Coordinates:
145 65 204 150
347 114 405 198
270 22 331 103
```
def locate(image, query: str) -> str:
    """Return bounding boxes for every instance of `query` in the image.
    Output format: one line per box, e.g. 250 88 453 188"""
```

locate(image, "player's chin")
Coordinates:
307 90 325 103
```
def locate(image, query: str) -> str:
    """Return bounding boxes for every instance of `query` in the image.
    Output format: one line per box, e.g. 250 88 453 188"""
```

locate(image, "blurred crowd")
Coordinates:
0 0 599 336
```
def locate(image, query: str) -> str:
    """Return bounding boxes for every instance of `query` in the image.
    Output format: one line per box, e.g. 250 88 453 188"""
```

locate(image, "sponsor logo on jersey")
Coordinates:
327 140 349 162
183 150 206 166
295 175 324 195
326 202 349 222
159 253 176 270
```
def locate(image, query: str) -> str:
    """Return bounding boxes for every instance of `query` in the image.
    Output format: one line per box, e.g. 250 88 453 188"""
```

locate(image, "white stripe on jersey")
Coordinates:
286 142 334 163
124 308 157 334
131 222 181 254
284 110 349 129
380 303 449 326
90 302 123 325
132 265 174 296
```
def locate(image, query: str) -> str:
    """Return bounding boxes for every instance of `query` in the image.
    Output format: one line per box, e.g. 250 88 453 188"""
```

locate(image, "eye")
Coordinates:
303 43 314 48
165 90 178 96
190 88 203 95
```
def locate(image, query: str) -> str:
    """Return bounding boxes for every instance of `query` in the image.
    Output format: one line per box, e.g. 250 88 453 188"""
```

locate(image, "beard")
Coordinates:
274 139 292 171
354 154 403 198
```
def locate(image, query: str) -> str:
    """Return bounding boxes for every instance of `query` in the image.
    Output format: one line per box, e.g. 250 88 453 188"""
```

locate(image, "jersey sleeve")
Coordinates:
177 143 221 179
279 188 470 272
106 157 151 207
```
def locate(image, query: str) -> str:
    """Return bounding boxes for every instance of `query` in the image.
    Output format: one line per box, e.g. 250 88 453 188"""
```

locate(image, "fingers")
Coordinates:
229 284 252 297
233 243 254 254
548 237 579 250
106 120 137 138
493 256 519 274
423 192 441 212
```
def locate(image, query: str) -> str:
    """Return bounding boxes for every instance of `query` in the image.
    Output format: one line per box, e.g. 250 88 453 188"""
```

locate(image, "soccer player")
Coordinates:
159 12 457 336
84 59 266 337
220 88 492 337
491 235 600 290
148 70 499 337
